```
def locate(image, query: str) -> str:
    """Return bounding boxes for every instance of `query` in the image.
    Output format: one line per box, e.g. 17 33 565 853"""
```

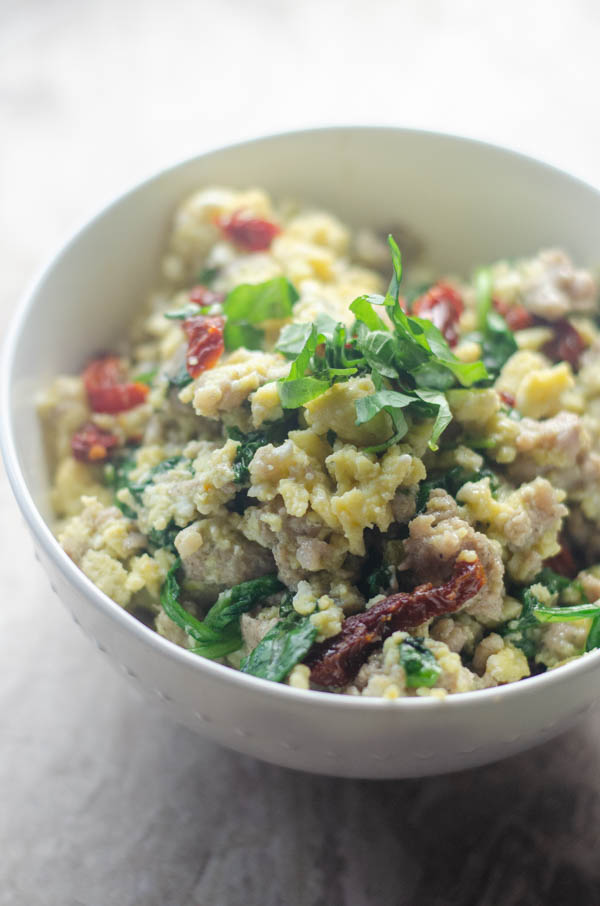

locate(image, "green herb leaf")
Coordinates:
240 612 317 683
502 571 594 658
160 562 284 660
276 313 338 358
412 389 452 450
133 369 158 386
278 376 331 408
194 266 219 286
473 268 518 377
365 564 393 597
358 330 403 378
399 637 441 688
223 277 299 324
349 295 389 332
228 416 294 484
161 559 232 647
164 303 207 321
147 521 180 551
223 321 264 351
103 454 138 519
387 234 403 304
416 465 498 514
531 602 600 623
127 456 188 505
354 389 414 426
203 574 285 633
586 615 600 652
535 567 573 596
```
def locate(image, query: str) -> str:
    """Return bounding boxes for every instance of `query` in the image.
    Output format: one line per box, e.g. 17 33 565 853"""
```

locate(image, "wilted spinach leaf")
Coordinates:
399 637 441 688
240 611 317 683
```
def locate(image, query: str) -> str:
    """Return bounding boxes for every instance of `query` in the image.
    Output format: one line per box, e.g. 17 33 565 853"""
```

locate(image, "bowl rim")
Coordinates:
3 123 600 714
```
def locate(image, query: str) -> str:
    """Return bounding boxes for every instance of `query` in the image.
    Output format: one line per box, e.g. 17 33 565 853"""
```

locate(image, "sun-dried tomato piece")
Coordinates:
217 210 280 252
305 555 486 687
499 390 516 408
542 319 586 369
189 285 224 308
411 282 464 347
71 422 119 462
83 356 149 413
493 298 535 331
183 314 225 378
544 538 578 579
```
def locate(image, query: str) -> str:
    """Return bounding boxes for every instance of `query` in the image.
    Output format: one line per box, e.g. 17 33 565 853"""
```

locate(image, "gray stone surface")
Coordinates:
3 1 600 903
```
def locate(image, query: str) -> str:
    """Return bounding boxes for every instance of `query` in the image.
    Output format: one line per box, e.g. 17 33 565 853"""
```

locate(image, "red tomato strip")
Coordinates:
542 320 586 369
183 314 225 378
217 210 280 252
305 555 485 687
71 423 119 462
189 285 224 307
411 283 464 347
493 298 535 331
544 539 578 579
83 356 149 413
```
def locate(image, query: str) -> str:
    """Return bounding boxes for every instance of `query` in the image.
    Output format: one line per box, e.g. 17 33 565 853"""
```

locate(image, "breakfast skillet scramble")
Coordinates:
39 187 600 697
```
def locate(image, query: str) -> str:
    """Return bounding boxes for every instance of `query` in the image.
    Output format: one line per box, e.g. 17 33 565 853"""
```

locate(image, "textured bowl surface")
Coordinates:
3 127 600 778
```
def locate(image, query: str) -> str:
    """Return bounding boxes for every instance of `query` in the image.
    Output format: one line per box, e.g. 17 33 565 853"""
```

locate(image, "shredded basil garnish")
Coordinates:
276 236 489 452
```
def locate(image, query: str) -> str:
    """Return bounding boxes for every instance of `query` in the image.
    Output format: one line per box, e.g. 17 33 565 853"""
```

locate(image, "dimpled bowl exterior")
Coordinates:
3 128 600 779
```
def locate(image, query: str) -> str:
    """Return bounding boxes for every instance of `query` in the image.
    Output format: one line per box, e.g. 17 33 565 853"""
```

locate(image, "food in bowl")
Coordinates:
39 185 600 699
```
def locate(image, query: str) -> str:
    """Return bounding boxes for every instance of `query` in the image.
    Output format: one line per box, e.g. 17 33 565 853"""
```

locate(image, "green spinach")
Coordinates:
399 637 441 688
160 561 284 659
240 611 317 683
415 465 499 514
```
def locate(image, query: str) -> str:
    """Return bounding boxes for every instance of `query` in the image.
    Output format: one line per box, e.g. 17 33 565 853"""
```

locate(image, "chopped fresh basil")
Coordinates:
223 321 264 351
223 276 299 324
355 389 412 453
222 277 299 351
399 637 441 688
471 268 518 377
387 234 403 304
277 236 490 453
133 369 158 386
349 295 389 332
276 313 338 358
240 611 317 683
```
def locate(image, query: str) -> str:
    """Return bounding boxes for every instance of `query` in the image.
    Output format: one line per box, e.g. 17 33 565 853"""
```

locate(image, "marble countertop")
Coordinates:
3 1 600 902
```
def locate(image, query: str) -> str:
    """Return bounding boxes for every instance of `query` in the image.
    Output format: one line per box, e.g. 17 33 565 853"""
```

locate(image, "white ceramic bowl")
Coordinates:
3 127 600 779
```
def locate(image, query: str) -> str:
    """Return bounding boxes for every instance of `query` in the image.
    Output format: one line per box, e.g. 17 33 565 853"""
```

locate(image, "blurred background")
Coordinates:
3 1 600 904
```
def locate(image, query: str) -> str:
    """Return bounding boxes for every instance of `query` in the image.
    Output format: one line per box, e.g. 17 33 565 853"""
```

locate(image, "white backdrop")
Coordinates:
2 2 600 903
